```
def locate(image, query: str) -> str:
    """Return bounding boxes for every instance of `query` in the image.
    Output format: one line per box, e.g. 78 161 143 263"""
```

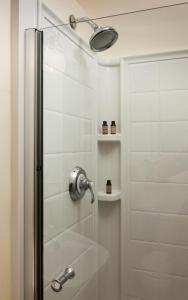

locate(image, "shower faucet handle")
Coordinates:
79 177 95 204
51 267 75 292
88 180 95 204
69 167 95 204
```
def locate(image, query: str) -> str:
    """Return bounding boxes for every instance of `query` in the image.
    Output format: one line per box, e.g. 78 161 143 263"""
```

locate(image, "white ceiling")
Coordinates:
77 0 187 18
76 0 188 58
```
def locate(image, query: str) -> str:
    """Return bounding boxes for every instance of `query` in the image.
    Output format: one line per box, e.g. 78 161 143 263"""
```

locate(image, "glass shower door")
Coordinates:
42 21 100 300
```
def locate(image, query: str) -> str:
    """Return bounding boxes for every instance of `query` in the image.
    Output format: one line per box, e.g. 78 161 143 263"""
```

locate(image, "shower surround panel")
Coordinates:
42 23 98 300
124 55 188 300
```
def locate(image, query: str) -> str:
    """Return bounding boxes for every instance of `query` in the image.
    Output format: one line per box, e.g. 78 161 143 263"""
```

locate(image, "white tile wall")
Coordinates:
159 244 188 276
44 194 65 242
98 142 120 191
125 55 188 300
130 63 158 93
128 241 160 273
130 211 160 242
43 22 98 300
160 123 188 152
128 298 141 300
131 182 188 214
71 273 98 300
130 93 158 122
128 269 160 300
158 59 188 90
98 202 120 300
131 123 160 152
98 64 120 132
159 275 188 300
159 91 188 121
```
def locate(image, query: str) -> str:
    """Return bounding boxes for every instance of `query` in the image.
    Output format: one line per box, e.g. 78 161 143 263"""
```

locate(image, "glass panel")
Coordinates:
43 18 102 300
42 3 188 300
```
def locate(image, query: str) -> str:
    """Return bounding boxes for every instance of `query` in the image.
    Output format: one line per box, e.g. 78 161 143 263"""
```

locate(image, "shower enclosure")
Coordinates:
24 3 188 300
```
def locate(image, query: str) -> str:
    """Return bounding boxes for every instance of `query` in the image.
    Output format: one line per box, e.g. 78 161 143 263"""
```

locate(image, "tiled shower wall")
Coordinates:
125 56 188 300
43 22 98 300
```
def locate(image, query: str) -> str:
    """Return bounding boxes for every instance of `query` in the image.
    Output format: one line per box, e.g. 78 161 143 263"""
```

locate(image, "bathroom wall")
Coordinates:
0 0 11 299
98 62 120 134
11 1 39 299
42 15 99 300
41 0 91 40
42 0 87 23
123 53 188 300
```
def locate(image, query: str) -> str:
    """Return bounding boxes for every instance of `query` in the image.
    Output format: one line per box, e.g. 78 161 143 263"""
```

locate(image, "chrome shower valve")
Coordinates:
69 167 95 204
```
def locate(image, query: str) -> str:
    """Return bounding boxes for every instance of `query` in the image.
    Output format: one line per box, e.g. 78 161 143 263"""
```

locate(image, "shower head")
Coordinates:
69 14 118 52
89 26 118 52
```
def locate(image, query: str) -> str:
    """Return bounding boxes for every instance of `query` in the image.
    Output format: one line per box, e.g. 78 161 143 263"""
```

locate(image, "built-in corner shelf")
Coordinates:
97 134 121 142
98 190 121 202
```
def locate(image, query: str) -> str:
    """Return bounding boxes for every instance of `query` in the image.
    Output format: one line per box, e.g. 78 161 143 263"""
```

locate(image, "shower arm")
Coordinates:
69 14 99 31
76 17 99 30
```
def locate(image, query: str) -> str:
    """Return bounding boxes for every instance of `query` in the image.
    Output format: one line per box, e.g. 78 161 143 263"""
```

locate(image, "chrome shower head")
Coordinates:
69 14 118 52
89 26 118 52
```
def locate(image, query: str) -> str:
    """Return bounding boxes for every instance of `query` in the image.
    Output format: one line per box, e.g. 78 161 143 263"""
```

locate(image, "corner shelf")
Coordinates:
98 190 121 202
98 134 121 142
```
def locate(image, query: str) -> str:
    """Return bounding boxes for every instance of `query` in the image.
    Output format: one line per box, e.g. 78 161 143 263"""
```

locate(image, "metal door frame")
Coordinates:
24 28 43 300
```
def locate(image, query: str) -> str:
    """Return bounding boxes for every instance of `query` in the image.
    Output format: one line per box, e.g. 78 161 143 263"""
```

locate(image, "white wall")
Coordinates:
123 53 188 300
98 63 120 134
42 0 87 24
0 0 11 299
11 1 39 300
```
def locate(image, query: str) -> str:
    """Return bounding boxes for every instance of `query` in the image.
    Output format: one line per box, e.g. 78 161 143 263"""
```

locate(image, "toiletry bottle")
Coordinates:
106 180 112 194
102 121 108 135
111 121 116 134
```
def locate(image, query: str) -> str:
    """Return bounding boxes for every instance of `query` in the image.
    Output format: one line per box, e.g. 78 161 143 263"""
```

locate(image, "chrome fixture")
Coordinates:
69 166 95 203
51 267 75 292
69 14 118 52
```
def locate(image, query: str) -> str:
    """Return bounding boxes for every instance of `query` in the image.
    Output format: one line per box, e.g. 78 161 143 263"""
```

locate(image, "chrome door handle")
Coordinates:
51 267 75 292
69 167 95 204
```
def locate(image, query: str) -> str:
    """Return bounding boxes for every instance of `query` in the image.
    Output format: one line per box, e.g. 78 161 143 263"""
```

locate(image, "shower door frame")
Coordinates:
24 28 43 300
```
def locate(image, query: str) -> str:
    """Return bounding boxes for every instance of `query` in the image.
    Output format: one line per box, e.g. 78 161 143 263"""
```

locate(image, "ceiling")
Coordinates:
76 0 188 58
77 0 187 18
